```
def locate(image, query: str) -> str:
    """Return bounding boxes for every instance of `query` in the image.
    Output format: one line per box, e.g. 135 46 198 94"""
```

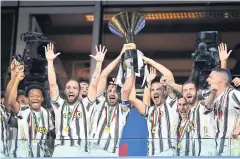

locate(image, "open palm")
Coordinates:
147 67 157 82
45 43 60 61
90 44 107 62
218 43 232 61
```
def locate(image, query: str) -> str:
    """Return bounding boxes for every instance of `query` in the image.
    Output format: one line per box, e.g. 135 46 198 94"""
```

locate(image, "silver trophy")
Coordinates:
108 11 148 87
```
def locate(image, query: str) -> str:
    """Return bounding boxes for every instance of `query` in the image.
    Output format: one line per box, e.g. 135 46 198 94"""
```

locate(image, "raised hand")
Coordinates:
232 77 240 87
120 43 136 56
45 43 60 61
90 44 107 63
10 58 24 79
218 43 232 61
147 67 157 83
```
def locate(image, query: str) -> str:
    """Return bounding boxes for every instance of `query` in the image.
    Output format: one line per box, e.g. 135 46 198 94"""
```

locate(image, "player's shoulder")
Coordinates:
20 106 31 112
40 106 50 114
147 105 155 112
0 104 6 112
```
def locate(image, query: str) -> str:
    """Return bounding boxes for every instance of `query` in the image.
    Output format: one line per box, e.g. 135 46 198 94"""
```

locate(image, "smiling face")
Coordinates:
150 82 165 106
65 80 80 104
177 97 189 120
28 89 43 110
182 83 197 106
106 84 119 106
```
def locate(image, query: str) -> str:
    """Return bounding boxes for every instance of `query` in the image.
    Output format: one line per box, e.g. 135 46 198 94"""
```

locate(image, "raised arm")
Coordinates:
97 43 136 96
7 65 25 113
129 77 147 115
88 45 107 102
160 75 182 94
142 56 182 93
143 56 173 78
45 43 61 101
143 67 157 106
218 43 232 69
4 59 21 112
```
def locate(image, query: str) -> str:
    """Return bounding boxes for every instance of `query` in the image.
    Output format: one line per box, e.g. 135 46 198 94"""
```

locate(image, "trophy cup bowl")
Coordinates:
108 11 145 73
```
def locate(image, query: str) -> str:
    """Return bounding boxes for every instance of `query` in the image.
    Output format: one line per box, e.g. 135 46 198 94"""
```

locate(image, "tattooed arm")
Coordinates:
88 45 107 102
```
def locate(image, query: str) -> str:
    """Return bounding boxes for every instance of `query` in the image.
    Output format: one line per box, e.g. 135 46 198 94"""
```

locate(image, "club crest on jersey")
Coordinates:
38 127 47 135
76 111 82 119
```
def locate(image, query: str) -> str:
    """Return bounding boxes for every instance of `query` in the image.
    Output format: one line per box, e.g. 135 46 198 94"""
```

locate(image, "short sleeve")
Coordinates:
51 96 65 112
82 96 95 112
96 94 106 103
142 104 150 118
16 107 31 119
229 89 240 114
0 104 9 121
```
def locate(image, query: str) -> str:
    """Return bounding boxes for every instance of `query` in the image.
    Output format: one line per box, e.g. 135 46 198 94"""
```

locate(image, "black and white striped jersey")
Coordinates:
212 87 240 155
143 96 178 156
51 96 94 151
90 94 130 153
0 104 10 156
12 106 54 157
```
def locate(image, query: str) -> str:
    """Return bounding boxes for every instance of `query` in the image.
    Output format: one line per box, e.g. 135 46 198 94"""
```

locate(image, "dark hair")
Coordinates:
25 84 45 97
182 80 198 90
177 94 184 99
78 78 89 84
106 84 121 94
66 78 80 90
17 90 25 96
151 78 160 85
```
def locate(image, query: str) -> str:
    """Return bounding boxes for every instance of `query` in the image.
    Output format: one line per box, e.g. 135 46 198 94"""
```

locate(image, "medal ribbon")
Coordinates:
30 110 44 139
177 119 189 143
190 101 200 124
66 103 78 126
151 107 161 127
105 105 117 127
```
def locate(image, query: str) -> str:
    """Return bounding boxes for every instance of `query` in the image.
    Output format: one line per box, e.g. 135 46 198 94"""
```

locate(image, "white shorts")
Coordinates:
52 145 90 157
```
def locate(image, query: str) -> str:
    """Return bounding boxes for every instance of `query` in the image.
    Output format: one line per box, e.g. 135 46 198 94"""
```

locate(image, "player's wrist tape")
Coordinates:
121 100 129 105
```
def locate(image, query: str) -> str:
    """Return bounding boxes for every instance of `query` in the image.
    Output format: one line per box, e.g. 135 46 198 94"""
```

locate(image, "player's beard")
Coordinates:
106 93 120 107
65 92 79 105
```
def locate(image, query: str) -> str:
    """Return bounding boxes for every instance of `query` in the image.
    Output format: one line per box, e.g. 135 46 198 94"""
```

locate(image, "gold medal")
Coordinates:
152 127 156 134
65 126 69 132
178 143 181 148
105 127 110 133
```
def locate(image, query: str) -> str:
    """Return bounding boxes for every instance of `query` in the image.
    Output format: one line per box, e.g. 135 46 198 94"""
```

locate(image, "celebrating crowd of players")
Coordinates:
0 42 240 157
